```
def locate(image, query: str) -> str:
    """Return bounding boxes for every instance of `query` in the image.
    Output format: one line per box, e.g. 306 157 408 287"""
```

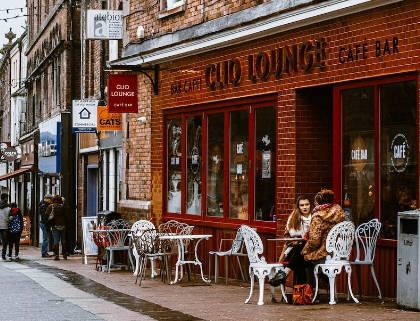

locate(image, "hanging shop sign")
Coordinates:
97 106 122 131
1 147 18 162
86 10 123 40
108 74 138 113
391 133 410 173
72 100 98 133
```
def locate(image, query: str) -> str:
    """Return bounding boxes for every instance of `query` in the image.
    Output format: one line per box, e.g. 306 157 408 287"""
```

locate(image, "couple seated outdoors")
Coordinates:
270 189 359 305
243 189 381 305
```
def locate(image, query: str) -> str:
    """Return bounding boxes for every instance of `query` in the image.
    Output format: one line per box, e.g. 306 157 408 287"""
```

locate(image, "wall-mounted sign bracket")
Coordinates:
106 64 159 95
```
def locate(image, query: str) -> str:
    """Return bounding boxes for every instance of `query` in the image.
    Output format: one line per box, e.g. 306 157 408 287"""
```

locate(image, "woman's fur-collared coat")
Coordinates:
301 204 345 262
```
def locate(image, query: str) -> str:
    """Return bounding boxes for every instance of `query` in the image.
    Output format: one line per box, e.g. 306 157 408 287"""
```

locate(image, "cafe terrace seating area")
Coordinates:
87 218 382 305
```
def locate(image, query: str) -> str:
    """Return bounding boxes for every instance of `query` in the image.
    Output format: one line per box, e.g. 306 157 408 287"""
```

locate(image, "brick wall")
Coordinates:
145 1 419 227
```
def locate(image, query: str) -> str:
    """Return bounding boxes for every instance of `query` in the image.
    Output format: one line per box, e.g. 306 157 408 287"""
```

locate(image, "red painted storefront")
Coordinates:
148 1 419 298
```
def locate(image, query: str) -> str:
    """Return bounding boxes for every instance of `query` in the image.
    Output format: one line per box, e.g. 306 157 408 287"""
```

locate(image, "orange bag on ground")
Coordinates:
292 283 313 305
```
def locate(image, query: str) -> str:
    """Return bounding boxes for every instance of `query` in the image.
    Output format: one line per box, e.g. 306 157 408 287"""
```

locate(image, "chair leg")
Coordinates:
312 266 320 303
214 255 219 284
345 265 359 304
225 255 229 285
257 272 266 305
370 264 383 299
327 275 337 305
245 267 254 304
280 284 288 303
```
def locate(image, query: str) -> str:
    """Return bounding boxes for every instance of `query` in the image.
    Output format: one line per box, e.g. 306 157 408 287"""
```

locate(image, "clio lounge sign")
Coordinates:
108 74 138 113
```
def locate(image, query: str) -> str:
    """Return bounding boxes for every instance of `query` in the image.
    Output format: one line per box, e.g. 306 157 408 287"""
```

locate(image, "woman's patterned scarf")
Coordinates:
312 203 332 213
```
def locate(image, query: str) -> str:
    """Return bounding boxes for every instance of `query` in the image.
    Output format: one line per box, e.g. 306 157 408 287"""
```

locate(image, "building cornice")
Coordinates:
112 0 402 67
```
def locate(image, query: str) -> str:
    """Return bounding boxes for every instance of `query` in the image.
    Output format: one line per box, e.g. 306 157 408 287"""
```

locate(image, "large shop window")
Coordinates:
339 76 417 239
166 103 276 225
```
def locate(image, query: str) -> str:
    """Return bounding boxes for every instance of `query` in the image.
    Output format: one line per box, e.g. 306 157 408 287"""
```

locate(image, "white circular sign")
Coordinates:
391 133 409 173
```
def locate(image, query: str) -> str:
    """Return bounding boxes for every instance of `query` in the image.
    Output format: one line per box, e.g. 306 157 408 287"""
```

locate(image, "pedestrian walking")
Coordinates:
46 195 67 260
0 193 10 260
7 202 24 261
39 194 53 257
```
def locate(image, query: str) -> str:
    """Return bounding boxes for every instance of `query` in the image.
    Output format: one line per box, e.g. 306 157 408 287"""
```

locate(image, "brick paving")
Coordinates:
4 246 420 321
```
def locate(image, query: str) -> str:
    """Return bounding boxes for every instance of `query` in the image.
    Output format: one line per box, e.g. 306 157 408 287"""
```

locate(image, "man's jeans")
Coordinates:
0 229 8 258
52 227 66 255
40 223 50 255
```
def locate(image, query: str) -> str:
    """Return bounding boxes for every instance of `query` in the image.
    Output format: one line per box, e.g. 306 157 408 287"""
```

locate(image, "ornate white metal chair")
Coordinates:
105 219 132 273
132 228 165 285
130 220 156 277
312 221 359 305
239 225 287 305
158 220 194 282
350 218 382 299
208 229 247 284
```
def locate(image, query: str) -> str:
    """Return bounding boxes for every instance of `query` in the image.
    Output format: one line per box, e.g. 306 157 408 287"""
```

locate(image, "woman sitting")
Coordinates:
276 195 312 284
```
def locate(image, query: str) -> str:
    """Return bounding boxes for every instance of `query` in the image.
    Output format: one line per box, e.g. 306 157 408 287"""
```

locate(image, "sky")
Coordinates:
0 1 27 54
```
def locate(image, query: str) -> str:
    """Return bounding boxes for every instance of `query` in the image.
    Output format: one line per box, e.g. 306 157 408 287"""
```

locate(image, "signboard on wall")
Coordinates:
108 74 138 113
72 100 98 133
97 106 122 131
86 10 123 40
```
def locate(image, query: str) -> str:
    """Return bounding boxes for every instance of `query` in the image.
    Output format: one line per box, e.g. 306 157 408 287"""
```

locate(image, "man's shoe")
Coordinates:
14 256 19 261
7 257 12 262
54 256 60 261
1 256 6 261
42 253 52 258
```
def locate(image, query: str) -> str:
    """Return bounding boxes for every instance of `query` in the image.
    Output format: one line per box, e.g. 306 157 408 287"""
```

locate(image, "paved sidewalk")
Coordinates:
7 246 420 321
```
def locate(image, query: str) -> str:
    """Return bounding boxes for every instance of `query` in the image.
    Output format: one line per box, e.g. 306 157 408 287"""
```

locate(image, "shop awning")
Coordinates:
0 166 33 181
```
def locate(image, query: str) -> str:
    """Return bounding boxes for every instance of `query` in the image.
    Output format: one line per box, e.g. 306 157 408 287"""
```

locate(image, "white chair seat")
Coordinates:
130 220 157 278
350 218 382 300
209 233 247 284
312 221 359 305
239 225 288 305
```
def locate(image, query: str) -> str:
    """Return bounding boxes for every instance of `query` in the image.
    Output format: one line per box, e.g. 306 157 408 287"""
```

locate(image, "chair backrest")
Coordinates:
354 218 381 263
107 228 130 247
239 225 266 265
108 219 131 229
158 220 193 235
229 229 245 254
132 228 159 255
131 220 155 233
325 221 355 261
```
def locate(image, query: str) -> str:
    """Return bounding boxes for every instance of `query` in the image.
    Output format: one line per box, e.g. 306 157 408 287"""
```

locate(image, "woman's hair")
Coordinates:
52 195 63 204
287 195 311 231
314 189 334 205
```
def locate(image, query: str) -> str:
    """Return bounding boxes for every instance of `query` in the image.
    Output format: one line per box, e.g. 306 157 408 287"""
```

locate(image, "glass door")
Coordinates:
337 76 417 239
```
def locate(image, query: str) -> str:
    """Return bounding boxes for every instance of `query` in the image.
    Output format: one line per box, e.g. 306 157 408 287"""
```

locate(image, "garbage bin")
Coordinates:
397 210 420 310
97 210 121 226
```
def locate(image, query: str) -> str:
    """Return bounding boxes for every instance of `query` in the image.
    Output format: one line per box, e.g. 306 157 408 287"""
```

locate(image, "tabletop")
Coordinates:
267 237 304 241
158 234 212 240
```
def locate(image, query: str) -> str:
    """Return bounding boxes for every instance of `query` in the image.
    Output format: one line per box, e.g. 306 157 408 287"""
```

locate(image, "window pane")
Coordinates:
230 110 248 219
167 118 182 213
342 87 375 227
380 81 417 239
207 113 224 217
186 116 202 215
254 107 276 221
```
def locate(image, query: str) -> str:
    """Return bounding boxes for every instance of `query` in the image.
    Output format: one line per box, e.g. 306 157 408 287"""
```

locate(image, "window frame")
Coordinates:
333 73 418 244
163 94 277 232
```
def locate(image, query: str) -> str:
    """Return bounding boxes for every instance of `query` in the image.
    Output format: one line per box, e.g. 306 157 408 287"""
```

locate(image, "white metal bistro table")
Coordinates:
158 234 212 284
